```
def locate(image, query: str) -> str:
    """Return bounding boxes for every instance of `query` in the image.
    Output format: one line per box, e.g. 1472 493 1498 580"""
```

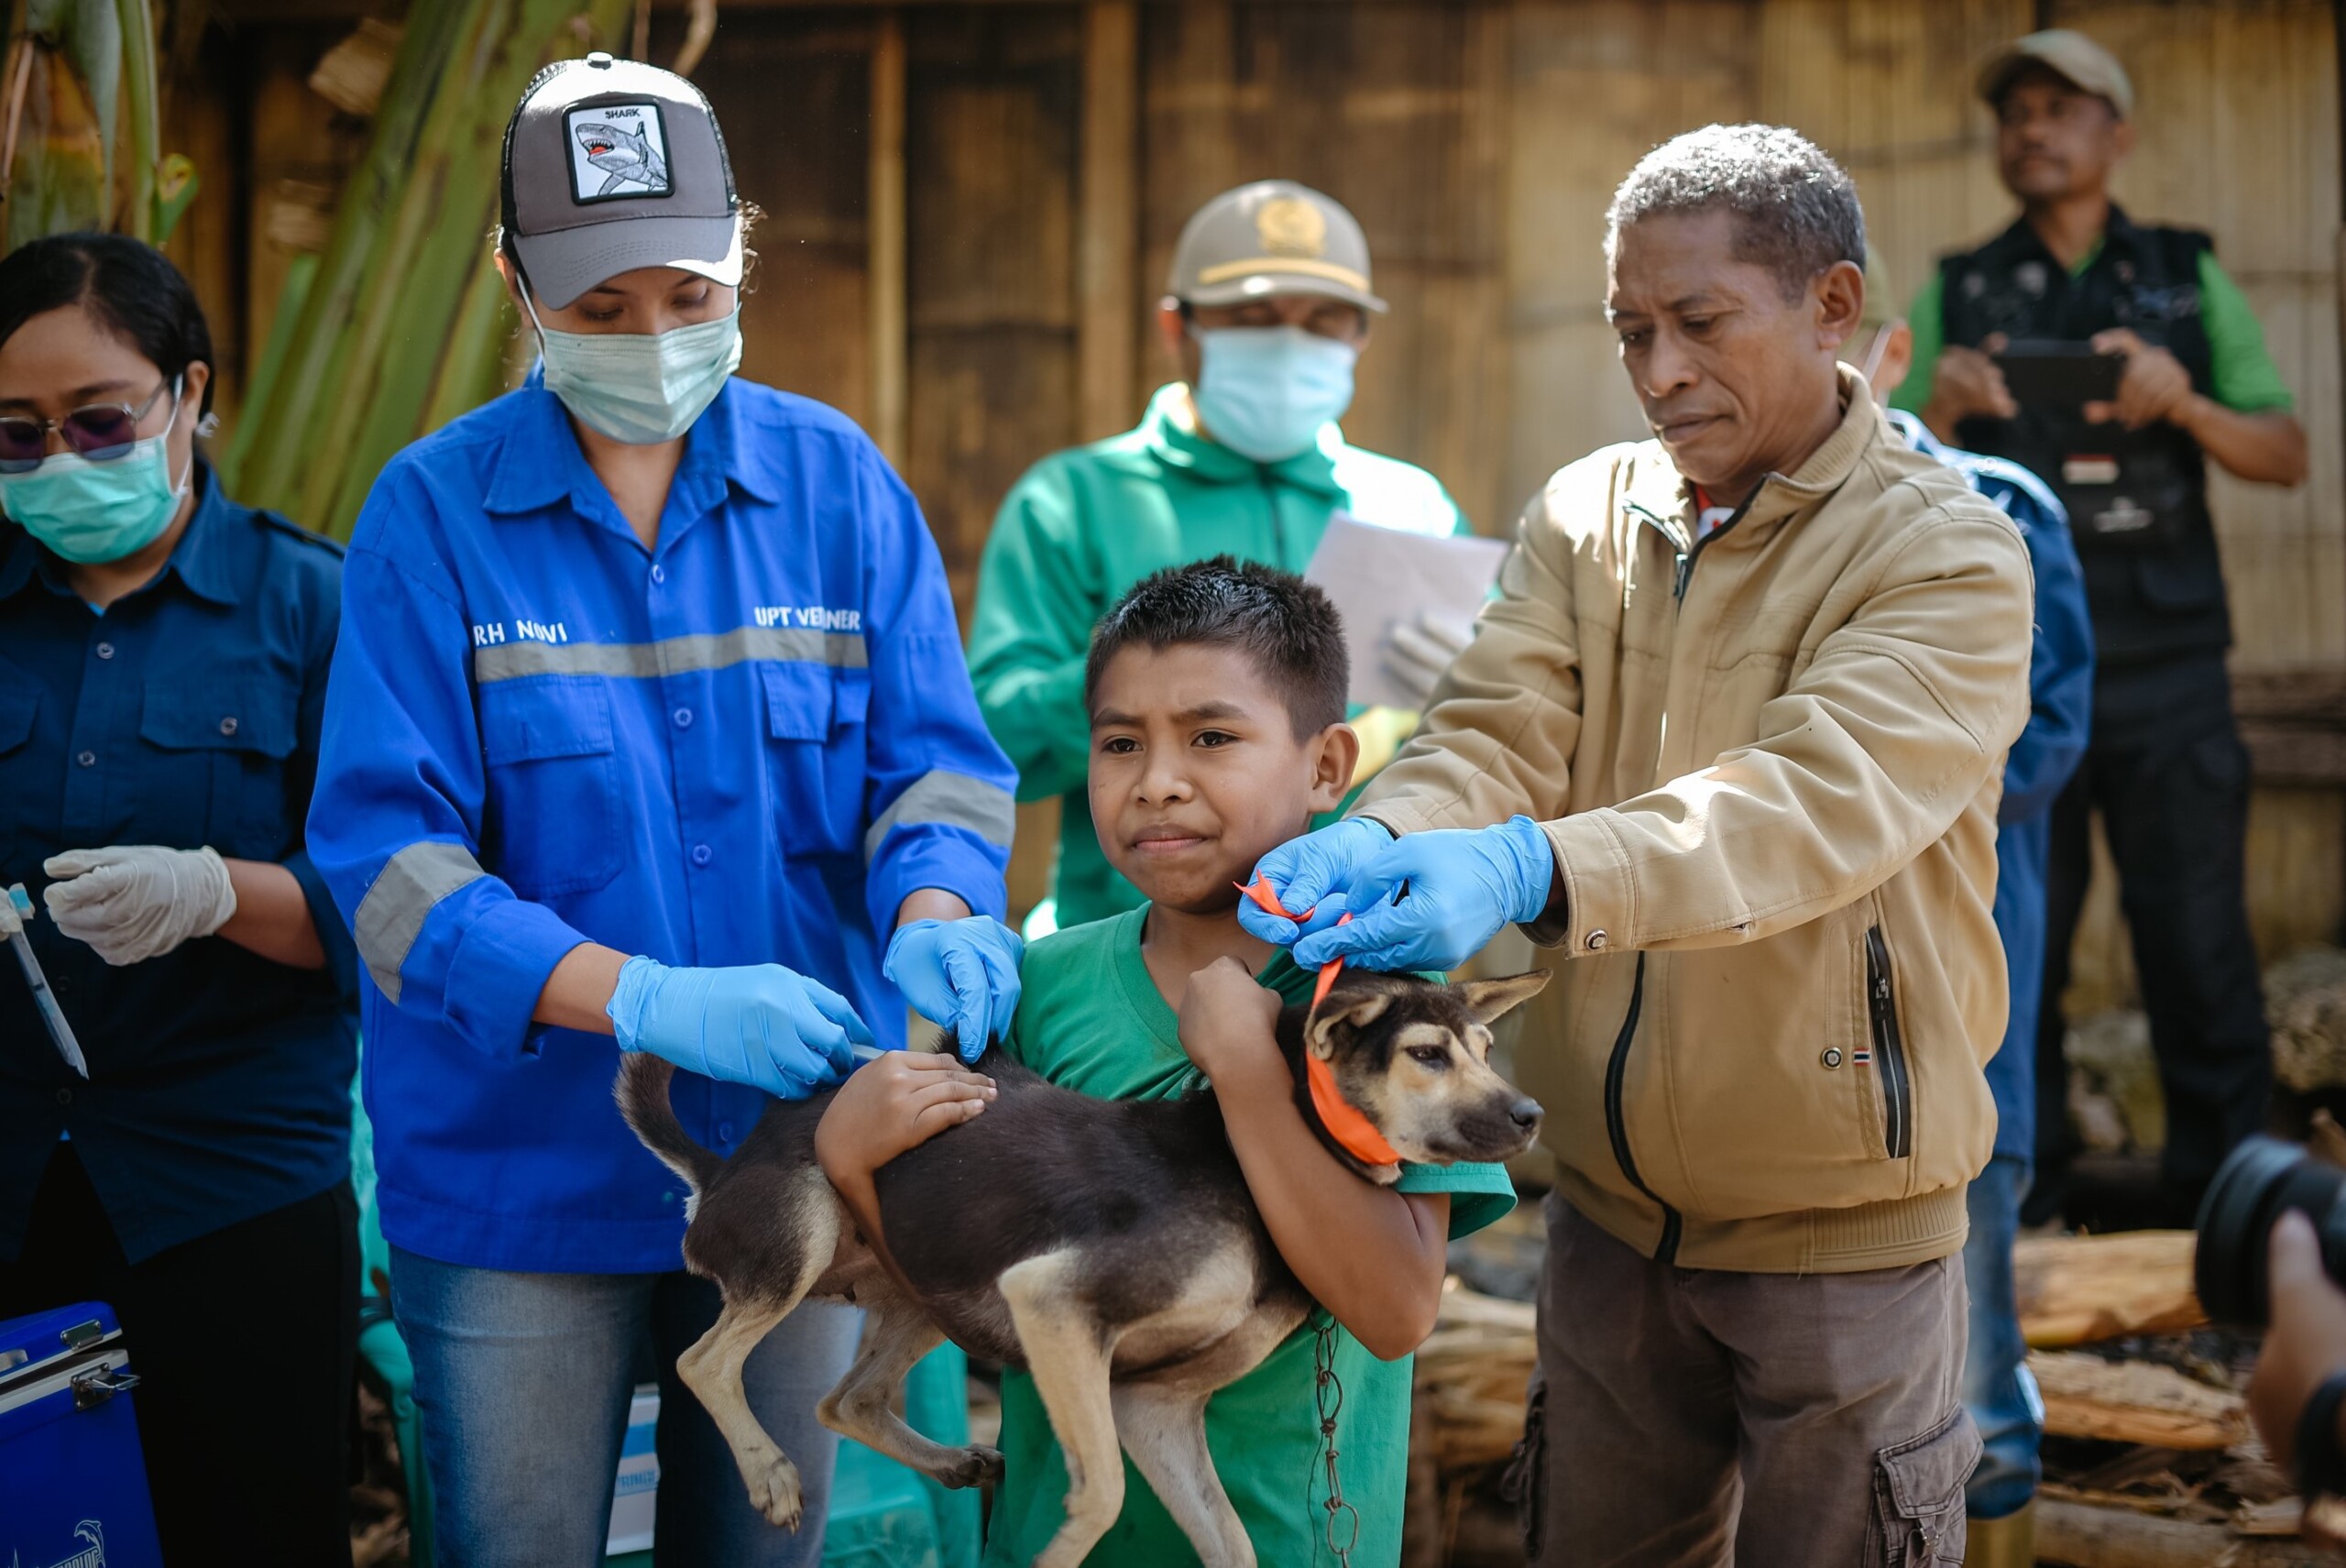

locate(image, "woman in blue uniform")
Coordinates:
307 55 1020 1566
0 235 358 1563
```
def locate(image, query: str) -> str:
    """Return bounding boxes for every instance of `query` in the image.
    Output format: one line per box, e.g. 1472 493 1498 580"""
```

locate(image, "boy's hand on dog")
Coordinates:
1177 958 1285 1088
815 1050 999 1183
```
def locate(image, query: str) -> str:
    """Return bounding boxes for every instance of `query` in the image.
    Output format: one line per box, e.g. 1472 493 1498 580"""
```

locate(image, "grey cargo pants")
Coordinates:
1515 1194 1979 1567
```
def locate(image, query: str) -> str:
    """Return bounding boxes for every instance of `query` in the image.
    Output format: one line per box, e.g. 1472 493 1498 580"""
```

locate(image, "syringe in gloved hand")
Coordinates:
5 883 87 1078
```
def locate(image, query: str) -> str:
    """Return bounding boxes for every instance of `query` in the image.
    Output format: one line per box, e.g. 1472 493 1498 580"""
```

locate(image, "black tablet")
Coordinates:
1992 339 2124 409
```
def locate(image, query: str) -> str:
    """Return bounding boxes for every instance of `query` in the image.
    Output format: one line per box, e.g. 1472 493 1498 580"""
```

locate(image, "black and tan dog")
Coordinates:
618 967 1548 1568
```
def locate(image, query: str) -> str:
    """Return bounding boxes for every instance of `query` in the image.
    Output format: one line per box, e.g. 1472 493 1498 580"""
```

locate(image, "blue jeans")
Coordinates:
1962 1156 2044 1519
390 1247 861 1568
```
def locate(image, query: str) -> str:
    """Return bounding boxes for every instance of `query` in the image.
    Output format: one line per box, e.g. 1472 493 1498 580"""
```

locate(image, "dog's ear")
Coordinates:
1307 991 1391 1060
1456 970 1551 1025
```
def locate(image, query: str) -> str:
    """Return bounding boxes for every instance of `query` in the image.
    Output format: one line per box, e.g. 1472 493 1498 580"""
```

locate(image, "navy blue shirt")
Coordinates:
309 376 1015 1273
0 467 357 1264
1892 411 2094 1162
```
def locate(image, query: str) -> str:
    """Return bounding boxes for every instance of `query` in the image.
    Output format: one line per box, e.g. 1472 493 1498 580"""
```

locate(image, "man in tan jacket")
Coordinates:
1240 124 2037 1563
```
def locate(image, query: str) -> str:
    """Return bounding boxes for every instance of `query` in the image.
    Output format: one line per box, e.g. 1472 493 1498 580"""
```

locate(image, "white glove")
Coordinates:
43 846 238 965
1383 609 1478 707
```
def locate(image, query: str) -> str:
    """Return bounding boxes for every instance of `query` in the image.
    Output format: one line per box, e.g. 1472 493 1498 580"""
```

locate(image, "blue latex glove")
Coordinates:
608 954 870 1098
883 916 1025 1064
1233 817 1396 947
1291 816 1557 973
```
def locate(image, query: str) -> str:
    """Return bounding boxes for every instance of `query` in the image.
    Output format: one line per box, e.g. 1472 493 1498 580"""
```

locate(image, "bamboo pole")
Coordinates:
419 252 521 436
1074 0 1135 441
111 0 155 241
866 6 905 466
218 249 316 487
312 0 632 535
235 0 467 511
238 0 629 538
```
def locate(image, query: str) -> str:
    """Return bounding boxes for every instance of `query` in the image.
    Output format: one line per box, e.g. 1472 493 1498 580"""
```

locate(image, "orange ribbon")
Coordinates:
1236 877 1400 1168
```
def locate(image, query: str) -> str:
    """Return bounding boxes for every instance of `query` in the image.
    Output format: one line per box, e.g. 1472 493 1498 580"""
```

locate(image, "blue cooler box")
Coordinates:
0 1302 164 1568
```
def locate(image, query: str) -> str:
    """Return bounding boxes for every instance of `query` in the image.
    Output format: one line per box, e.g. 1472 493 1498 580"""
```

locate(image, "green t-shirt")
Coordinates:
1893 246 2295 416
968 385 1470 931
981 906 1516 1568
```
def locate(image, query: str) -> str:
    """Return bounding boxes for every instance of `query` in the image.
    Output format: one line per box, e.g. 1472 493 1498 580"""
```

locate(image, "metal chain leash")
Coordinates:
1311 1313 1361 1567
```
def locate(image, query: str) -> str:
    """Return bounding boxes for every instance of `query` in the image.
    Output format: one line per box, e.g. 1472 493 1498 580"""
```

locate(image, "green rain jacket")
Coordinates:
970 381 1466 929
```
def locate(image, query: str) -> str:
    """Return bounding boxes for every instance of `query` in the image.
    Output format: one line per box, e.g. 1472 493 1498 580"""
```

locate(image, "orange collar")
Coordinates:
1236 878 1401 1168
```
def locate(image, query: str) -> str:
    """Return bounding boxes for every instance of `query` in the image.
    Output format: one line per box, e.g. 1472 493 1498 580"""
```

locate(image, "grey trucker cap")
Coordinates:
499 52 742 310
1167 181 1387 314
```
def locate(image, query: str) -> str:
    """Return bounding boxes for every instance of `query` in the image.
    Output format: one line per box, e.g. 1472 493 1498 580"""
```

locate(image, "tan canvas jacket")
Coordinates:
1361 372 2035 1273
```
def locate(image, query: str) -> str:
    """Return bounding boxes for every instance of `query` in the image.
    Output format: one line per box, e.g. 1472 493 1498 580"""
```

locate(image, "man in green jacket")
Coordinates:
970 179 1470 931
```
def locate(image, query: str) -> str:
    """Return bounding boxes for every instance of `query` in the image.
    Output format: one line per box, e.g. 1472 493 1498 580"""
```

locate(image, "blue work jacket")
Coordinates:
308 376 1015 1273
0 466 356 1263
1892 411 2094 1162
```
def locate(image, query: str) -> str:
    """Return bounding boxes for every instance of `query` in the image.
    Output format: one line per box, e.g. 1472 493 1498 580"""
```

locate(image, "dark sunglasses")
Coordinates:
0 380 175 473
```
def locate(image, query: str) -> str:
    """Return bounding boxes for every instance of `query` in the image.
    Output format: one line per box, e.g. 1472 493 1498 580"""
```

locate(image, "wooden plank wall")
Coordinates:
190 0 2343 1004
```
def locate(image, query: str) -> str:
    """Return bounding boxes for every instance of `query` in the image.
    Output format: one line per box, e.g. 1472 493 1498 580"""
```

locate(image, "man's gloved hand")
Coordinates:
1292 816 1556 973
884 916 1024 1064
608 955 870 1099
1235 817 1395 947
1383 608 1477 707
43 846 238 966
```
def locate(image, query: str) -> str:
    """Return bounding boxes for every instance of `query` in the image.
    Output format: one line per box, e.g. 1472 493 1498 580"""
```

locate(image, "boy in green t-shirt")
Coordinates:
821 556 1517 1567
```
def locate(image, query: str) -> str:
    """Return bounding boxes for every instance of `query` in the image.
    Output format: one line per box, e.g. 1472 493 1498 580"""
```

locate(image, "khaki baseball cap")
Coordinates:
499 52 742 310
1977 29 2133 119
1168 180 1387 314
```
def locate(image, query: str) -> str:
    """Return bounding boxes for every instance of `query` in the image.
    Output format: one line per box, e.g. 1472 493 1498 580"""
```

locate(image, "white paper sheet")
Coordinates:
1304 512 1509 710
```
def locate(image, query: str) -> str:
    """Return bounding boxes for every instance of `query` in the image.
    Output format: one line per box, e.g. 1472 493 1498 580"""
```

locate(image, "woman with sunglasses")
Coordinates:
0 235 358 1563
304 57 1016 1565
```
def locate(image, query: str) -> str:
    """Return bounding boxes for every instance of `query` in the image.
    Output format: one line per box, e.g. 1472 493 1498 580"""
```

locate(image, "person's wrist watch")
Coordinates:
2297 1368 2346 1497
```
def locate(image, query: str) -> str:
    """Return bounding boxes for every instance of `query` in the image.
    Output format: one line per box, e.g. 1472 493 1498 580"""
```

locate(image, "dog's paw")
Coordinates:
747 1453 805 1530
934 1443 1005 1490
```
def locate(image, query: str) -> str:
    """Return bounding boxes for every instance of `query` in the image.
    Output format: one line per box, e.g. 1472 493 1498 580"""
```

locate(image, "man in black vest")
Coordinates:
1896 29 2307 1232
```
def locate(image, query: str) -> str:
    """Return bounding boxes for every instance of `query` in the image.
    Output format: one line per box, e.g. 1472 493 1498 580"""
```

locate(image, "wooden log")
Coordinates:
2029 1351 2249 1452
2037 1498 2331 1567
2016 1231 2207 1348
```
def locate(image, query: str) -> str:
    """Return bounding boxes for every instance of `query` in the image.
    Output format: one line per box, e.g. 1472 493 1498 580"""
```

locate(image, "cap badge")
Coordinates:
565 103 671 203
1255 196 1328 258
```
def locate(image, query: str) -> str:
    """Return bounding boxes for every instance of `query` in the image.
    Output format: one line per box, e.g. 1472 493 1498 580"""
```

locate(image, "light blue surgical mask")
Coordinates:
522 287 743 444
0 378 191 565
1191 325 1358 465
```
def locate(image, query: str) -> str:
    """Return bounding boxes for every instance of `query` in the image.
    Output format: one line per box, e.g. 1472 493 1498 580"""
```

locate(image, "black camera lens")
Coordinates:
2195 1135 2346 1326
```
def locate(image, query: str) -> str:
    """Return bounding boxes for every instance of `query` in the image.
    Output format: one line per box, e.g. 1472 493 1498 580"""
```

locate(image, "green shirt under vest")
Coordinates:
980 905 1515 1568
969 385 1467 930
1893 245 2294 417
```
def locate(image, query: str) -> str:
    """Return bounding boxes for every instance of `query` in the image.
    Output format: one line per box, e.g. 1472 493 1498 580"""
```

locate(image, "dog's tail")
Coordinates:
616 1054 722 1194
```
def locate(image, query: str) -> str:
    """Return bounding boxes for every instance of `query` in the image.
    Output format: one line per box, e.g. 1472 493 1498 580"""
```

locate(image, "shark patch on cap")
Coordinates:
501 54 740 308
565 103 672 203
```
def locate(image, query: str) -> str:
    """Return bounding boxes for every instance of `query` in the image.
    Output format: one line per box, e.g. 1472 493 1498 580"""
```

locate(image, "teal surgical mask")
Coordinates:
0 378 191 565
1191 325 1358 464
522 287 742 444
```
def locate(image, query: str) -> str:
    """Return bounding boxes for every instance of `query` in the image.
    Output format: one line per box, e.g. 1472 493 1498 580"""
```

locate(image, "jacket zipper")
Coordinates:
1604 953 1683 1262
1629 490 1754 602
1624 502 1690 598
1259 470 1289 567
1864 926 1913 1159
